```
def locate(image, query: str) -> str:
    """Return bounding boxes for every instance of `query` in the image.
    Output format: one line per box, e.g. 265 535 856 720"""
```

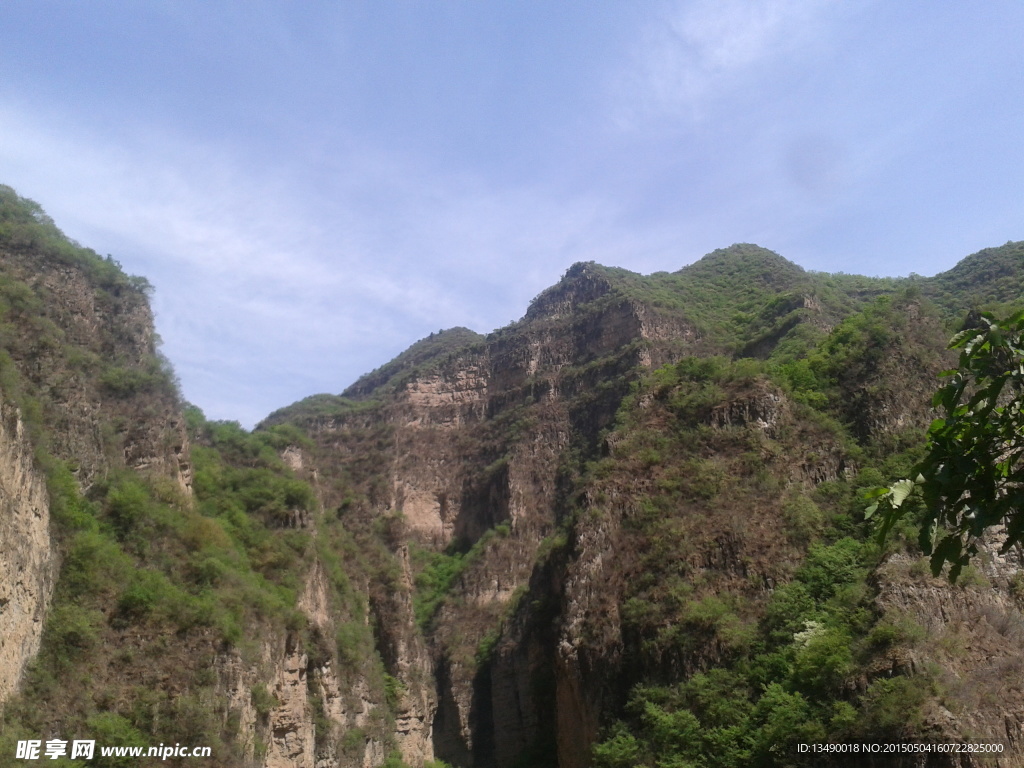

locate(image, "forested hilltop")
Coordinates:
1 182 1023 768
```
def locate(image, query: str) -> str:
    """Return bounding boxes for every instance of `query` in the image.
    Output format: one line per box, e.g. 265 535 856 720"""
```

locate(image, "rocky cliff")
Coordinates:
0 240 190 493
0 190 192 715
0 401 54 705
0 187 408 767
262 260 714 766
262 249 1024 767
3 182 1024 768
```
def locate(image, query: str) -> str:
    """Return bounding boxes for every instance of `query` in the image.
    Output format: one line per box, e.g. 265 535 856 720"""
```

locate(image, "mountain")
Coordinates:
2 183 1024 768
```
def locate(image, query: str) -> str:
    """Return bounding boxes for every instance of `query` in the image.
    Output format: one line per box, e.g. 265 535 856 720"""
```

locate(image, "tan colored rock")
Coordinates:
0 402 56 706
266 644 316 768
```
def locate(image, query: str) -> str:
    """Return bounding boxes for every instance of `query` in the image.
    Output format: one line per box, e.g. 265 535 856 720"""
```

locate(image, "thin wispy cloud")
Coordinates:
0 100 665 424
1 3 1021 425
615 0 831 126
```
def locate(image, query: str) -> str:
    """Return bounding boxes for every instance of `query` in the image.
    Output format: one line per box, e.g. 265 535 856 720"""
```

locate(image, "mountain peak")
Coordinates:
679 243 806 289
927 240 1024 309
524 260 628 321
342 326 484 399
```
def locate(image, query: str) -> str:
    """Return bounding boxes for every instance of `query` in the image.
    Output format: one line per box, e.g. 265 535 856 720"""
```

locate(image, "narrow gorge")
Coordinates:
2 185 1024 767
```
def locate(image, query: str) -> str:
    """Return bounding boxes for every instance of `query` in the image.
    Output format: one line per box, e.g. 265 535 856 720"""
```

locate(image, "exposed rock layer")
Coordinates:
0 401 55 705
6 230 1024 768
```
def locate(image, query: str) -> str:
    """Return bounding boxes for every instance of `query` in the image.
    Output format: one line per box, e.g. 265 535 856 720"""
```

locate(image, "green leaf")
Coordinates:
929 536 962 578
947 329 980 349
888 479 915 508
862 487 890 500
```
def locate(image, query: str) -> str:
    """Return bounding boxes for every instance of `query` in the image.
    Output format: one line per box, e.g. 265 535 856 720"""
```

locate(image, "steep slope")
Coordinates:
0 188 417 768
925 240 1024 313
266 243 1024 768
262 260 700 766
0 185 190 712
568 321 1024 768
0 399 53 705
3 181 1024 768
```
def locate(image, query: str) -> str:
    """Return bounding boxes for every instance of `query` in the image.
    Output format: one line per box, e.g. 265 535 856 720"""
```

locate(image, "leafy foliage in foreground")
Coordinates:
868 310 1024 580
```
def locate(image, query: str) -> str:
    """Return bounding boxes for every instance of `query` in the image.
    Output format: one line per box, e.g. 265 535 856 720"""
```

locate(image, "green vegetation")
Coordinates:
0 185 151 293
869 309 1024 579
584 319 955 766
342 326 485 399
413 546 472 629
4 187 1024 766
99 358 174 399
190 414 316 530
0 385 419 762
0 397 373 764
411 523 512 630
0 194 411 756
262 392 383 424
0 409 317 757
592 524 927 768
250 684 280 718
925 241 1024 315
553 246 909 357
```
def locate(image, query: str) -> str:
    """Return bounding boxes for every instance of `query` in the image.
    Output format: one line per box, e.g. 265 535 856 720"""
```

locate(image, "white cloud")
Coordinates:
614 0 831 125
0 100 680 425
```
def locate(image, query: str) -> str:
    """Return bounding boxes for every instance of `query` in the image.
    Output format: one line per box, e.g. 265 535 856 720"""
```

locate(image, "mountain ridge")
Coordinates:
2 184 1024 768
312 239 1024 412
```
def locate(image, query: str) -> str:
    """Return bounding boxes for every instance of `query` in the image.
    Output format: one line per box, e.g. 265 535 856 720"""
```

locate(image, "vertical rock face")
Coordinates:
370 544 437 767
6 220 1024 768
0 401 56 705
872 544 1024 755
0 244 190 712
0 246 191 493
266 640 318 768
489 600 557 768
264 263 707 767
211 554 398 768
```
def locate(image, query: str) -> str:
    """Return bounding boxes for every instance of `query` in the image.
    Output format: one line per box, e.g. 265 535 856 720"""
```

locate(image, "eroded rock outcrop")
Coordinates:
0 401 56 705
7 213 1024 768
0 246 192 494
213 559 398 768
873 551 1024 759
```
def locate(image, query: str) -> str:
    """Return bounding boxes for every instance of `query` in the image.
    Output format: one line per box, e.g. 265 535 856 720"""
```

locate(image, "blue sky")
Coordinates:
1 1 1023 427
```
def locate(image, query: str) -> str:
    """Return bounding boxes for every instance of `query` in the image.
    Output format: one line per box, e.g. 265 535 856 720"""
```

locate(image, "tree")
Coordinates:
866 310 1024 580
